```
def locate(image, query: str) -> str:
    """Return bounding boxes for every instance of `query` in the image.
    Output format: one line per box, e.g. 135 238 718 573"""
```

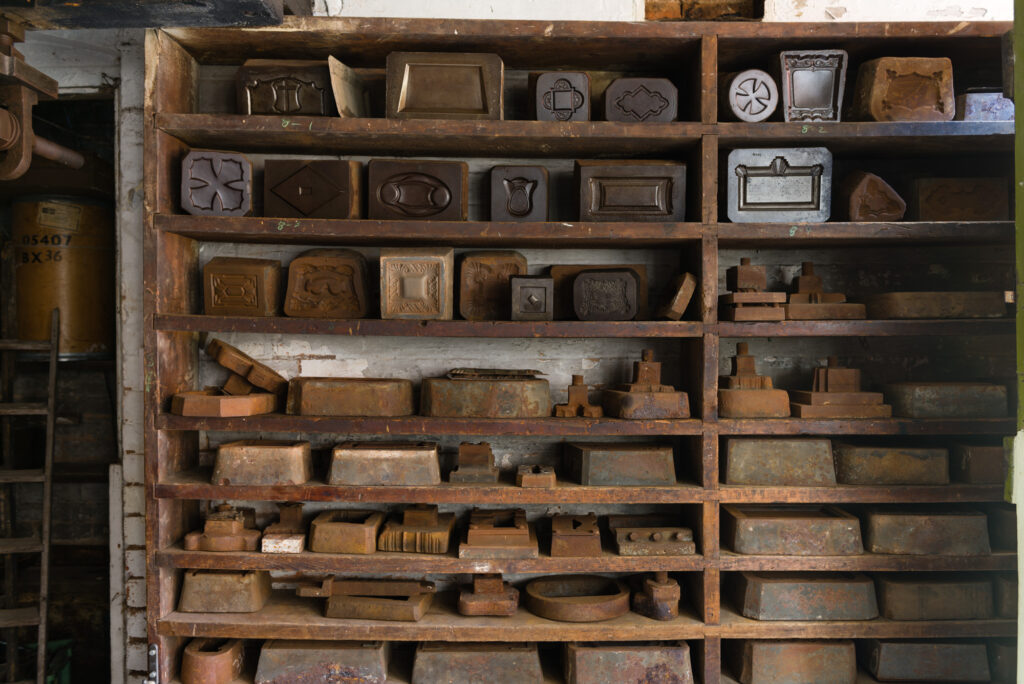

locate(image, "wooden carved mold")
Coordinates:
778 50 848 122
575 160 686 222
604 77 678 122
533 71 590 122
490 165 548 221
727 147 832 223
550 264 649 320
851 57 954 122
386 51 504 120
264 159 361 219
204 256 281 317
236 59 333 116
368 159 468 221
180 149 252 217
838 171 906 222
572 269 639 321
284 248 369 319
510 276 554 321
910 177 1009 221
720 258 786 322
721 69 778 122
380 247 455 320
459 251 527 321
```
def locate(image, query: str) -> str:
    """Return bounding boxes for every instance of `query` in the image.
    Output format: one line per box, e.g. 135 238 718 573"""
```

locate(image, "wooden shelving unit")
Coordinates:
145 17 1016 683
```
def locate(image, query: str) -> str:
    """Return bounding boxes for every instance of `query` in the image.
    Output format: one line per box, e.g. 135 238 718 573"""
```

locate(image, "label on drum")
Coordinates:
36 202 82 232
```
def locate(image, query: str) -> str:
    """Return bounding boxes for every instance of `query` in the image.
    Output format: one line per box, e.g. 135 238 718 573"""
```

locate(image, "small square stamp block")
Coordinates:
181 149 252 217
510 276 554 321
204 256 282 316
490 165 548 221
532 71 590 122
380 247 455 320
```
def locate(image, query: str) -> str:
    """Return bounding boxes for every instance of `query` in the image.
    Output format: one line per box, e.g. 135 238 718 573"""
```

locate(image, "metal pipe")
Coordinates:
32 135 84 169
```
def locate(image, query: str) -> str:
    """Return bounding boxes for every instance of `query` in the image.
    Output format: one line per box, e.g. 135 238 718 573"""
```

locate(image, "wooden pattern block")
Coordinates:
328 56 369 118
368 160 468 221
328 441 440 486
722 438 836 486
286 377 415 417
722 504 864 555
575 160 685 222
457 574 520 617
735 640 856 684
851 57 954 122
884 382 1007 418
864 508 992 555
203 256 281 316
533 71 590 122
658 272 697 320
910 177 1010 221
212 439 312 486
181 149 252 217
865 640 990 682
379 247 455 320
490 165 548 221
565 442 675 486
236 59 332 116
264 160 361 219
178 570 271 613
876 574 994 620
734 572 878 621
867 291 1006 319
838 171 906 221
378 505 455 554
604 77 678 122
459 508 538 559
206 339 287 394
386 51 503 120
785 262 865 321
718 343 790 418
170 390 277 418
601 349 689 419
309 510 384 554
284 248 369 318
550 264 648 320
459 251 527 321
572 269 639 321
832 444 949 485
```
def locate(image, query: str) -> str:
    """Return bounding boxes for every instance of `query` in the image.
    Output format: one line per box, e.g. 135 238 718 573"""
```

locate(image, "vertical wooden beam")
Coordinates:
701 34 718 124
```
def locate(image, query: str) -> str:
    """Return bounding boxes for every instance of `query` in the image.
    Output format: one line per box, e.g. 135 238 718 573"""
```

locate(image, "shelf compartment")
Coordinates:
156 414 704 436
715 319 1013 338
155 315 704 339
157 592 706 641
155 215 704 247
717 607 1015 639
717 122 1013 154
716 484 1006 504
714 418 1015 436
157 547 705 573
155 470 705 503
156 114 706 157
718 550 1017 572
715 221 1013 246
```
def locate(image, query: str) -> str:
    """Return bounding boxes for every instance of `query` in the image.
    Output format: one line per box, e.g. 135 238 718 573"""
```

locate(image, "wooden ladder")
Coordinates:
0 308 57 684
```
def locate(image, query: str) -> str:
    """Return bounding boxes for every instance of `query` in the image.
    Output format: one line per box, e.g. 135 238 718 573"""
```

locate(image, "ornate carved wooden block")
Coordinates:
838 171 906 221
459 250 527 321
727 147 832 223
413 643 541 684
550 513 602 557
237 59 333 116
328 442 441 486
378 504 455 554
386 51 504 120
884 382 1007 418
170 390 277 418
565 443 676 486
379 247 455 320
602 349 690 419
575 160 686 222
721 69 778 122
734 572 878 621
284 248 369 318
572 269 639 321
951 443 1006 484
203 256 281 316
867 292 1006 319
179 570 271 613
785 262 866 321
864 507 991 555
658 272 697 320
420 369 551 418
735 640 856 684
181 149 252 217
833 443 949 485
533 71 590 122
790 357 891 418
457 574 520 617
851 57 955 122
778 50 848 122
286 377 415 417
449 441 500 483
718 343 790 418
458 508 538 559
255 640 388 684
631 571 680 621
723 438 836 486
553 375 602 418
182 638 244 684
721 259 786 321
566 642 693 684
607 514 695 556
328 56 370 118
264 160 361 219
368 160 468 221
212 439 312 486
308 510 384 554
910 177 1010 221
604 77 678 122
509 276 553 321
550 264 648 319
261 502 306 553
722 504 864 555
516 464 556 488
865 640 990 682
490 165 548 221
876 574 993 620
955 90 1015 121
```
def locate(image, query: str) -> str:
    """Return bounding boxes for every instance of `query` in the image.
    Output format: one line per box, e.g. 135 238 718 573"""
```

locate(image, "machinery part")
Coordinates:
449 442 500 483
183 503 260 552
459 508 538 559
630 571 680 621
297 577 435 621
378 504 455 554
309 510 384 554
457 574 519 617
524 575 629 622
549 514 602 557
181 638 244 684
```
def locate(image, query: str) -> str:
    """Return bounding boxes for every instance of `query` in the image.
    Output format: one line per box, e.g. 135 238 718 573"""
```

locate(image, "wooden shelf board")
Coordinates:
716 221 1013 246
156 413 704 436
714 418 1015 436
158 546 704 573
155 469 704 503
155 215 703 247
717 121 1012 153
718 550 1017 572
157 592 706 641
716 484 1006 504
717 607 1016 639
715 319 1013 337
156 114 704 157
154 315 704 338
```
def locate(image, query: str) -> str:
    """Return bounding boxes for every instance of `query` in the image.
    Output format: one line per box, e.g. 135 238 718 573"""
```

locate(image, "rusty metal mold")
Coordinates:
952 444 1007 484
386 52 504 120
516 464 556 488
575 160 685 221
412 643 541 684
554 375 603 418
459 250 527 321
721 259 786 322
222 373 254 396
911 177 1010 221
449 441 500 483
989 503 1016 550
864 640 990 682
183 503 260 552
727 147 832 223
550 264 648 320
876 574 993 620
179 570 271 613
550 513 602 557
204 256 281 317
457 574 520 617
885 382 1007 419
995 574 1017 617
833 444 949 485
283 248 369 318
524 575 629 622
955 90 1014 121
298 577 435 621
261 502 305 554
779 50 848 122
181 638 245 684
602 349 689 419
867 292 1006 319
723 438 836 486
378 504 455 554
851 57 954 121
630 571 680 621
421 370 551 418
864 508 991 556
212 439 312 486
719 343 790 418
254 640 388 684
785 262 865 321
737 639 856 684
608 514 696 556
734 572 877 621
723 504 864 556
566 442 676 486
328 441 440 486
790 357 891 419
286 377 415 417
459 508 538 559
565 642 693 684
309 510 385 555
572 269 639 321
